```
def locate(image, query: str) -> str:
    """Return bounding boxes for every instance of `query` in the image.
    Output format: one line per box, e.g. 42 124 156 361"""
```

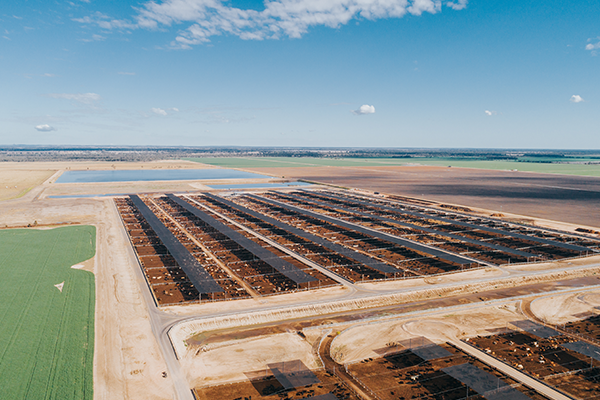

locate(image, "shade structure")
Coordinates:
285 192 535 259
442 363 533 400
251 194 474 266
397 337 452 360
510 320 560 339
204 193 402 275
315 191 592 253
167 194 317 285
562 341 600 362
267 360 320 390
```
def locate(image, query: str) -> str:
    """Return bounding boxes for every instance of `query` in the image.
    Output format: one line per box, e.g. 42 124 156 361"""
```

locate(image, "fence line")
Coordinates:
342 367 382 400
506 251 597 267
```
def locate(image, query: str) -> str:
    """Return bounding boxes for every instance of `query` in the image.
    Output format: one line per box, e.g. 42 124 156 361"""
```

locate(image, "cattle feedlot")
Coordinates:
115 189 599 306
3 159 600 400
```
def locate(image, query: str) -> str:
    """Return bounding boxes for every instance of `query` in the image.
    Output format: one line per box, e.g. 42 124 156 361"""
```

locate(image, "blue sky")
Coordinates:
1 0 598 148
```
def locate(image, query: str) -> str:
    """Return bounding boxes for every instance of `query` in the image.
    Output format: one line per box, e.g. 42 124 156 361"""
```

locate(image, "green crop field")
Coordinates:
0 226 96 400
186 156 425 168
185 156 404 168
187 156 600 177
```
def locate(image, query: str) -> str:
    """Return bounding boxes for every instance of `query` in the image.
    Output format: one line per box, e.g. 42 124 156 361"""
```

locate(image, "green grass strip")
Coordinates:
0 226 96 400
185 156 600 177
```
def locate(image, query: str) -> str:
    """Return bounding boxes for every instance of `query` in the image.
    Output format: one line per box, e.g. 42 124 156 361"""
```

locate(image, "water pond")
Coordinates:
55 169 271 183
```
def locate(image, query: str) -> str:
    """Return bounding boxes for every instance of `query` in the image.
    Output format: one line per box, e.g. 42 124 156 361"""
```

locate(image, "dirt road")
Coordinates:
319 334 373 400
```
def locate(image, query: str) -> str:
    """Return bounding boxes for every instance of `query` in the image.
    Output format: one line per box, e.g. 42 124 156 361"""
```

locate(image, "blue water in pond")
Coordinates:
207 182 313 190
55 169 271 183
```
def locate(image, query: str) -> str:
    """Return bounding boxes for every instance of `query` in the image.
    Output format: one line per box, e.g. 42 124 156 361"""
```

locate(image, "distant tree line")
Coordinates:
0 146 598 163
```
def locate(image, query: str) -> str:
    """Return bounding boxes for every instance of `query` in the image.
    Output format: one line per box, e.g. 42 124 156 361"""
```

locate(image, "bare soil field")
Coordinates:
180 332 319 387
332 303 522 364
246 165 600 228
529 291 600 325
44 181 209 197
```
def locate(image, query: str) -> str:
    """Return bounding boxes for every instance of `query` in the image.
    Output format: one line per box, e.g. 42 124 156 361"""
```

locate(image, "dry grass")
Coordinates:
0 169 56 200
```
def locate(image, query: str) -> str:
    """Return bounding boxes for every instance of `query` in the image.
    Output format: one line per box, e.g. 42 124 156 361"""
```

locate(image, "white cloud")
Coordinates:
484 110 496 116
152 107 168 115
352 104 375 115
80 34 106 42
570 95 584 103
47 93 101 105
408 0 441 16
35 124 56 132
76 0 465 48
74 12 136 30
43 73 56 77
118 71 136 75
151 107 179 115
446 0 467 10
586 38 600 55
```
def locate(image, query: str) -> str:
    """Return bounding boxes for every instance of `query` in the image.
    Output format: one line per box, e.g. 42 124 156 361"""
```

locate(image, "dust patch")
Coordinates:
181 332 319 388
